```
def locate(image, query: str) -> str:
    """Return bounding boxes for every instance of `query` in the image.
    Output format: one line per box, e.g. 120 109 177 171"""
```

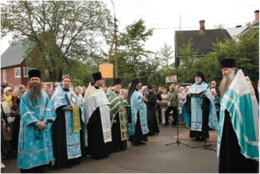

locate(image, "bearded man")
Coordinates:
17 70 54 173
217 58 259 173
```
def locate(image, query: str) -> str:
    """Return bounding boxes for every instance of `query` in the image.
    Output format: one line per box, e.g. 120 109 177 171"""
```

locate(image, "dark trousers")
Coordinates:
157 106 162 124
165 106 173 125
171 107 178 125
165 106 178 125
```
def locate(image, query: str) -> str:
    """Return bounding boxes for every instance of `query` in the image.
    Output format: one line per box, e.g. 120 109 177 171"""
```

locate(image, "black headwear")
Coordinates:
220 58 237 69
127 77 141 103
28 69 41 79
92 72 102 81
147 85 153 89
194 71 206 83
113 78 122 86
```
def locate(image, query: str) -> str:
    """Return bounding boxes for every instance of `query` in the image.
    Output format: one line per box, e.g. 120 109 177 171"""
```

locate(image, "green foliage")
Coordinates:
176 29 259 85
158 43 174 69
107 19 154 87
1 1 113 82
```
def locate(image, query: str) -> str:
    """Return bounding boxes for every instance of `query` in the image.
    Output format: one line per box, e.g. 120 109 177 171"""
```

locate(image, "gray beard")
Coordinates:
219 71 235 95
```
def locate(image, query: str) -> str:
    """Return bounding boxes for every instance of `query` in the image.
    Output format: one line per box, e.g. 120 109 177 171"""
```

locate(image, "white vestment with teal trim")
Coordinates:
128 90 149 135
18 90 54 169
217 70 259 160
50 83 83 159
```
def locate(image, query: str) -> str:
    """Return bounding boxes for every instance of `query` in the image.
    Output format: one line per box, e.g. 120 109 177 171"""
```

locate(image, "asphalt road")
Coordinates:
1 124 219 173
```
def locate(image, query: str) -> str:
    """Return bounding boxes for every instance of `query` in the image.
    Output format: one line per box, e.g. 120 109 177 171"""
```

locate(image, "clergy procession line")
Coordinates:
1 58 259 173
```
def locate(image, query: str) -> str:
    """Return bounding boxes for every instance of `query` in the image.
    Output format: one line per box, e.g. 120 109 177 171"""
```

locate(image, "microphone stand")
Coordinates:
165 120 189 147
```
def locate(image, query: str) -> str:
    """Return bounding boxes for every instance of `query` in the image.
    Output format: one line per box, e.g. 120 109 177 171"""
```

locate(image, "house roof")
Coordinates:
226 27 247 38
175 29 231 56
238 21 259 36
1 40 26 68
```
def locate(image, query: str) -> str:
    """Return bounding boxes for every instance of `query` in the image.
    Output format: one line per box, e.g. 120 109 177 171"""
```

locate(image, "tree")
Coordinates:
214 23 225 29
211 29 259 83
105 19 154 87
1 1 113 82
158 43 174 69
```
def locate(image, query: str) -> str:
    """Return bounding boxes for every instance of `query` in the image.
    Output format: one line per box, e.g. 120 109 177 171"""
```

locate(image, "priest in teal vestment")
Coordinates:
17 70 54 173
217 58 259 173
127 77 149 146
50 75 85 168
108 78 132 152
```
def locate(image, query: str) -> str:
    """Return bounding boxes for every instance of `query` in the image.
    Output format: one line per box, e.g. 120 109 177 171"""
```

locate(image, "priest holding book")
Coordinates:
50 75 85 168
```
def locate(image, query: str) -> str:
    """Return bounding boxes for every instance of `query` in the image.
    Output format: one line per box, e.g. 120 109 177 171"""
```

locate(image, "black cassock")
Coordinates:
186 96 210 139
145 92 159 136
129 110 148 144
111 113 127 152
52 107 86 168
86 108 113 159
219 110 258 173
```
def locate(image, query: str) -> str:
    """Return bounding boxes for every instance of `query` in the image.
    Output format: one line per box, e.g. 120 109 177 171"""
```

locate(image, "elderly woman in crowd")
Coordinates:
177 86 185 125
211 88 220 121
1 90 10 169
160 88 168 124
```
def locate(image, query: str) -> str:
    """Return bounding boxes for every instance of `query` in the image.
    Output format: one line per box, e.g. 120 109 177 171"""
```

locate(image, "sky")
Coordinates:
103 0 259 53
1 0 259 59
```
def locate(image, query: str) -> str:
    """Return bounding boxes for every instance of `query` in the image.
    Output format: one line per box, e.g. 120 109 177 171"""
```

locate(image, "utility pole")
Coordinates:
179 11 181 31
111 0 118 78
114 17 118 78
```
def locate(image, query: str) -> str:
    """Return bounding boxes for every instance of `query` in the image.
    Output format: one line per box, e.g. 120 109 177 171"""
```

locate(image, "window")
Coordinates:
14 68 21 78
3 70 6 82
23 67 33 77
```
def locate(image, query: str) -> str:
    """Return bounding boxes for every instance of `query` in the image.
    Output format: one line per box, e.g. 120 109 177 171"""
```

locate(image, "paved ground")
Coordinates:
1 125 219 173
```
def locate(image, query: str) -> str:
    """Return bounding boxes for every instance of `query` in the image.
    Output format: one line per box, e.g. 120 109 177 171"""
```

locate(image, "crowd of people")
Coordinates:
0 58 259 173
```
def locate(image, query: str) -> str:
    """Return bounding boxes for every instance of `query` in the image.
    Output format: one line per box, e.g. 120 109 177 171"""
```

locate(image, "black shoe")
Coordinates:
70 160 81 165
138 141 146 145
172 124 176 128
200 138 206 141
163 124 169 127
131 142 139 146
194 137 201 141
63 164 72 168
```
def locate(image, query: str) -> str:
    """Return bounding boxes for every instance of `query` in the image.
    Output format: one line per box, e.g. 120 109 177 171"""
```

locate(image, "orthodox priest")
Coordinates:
108 78 132 152
18 70 54 173
145 85 159 136
218 58 259 173
183 71 218 141
50 75 85 168
83 72 113 159
127 77 149 146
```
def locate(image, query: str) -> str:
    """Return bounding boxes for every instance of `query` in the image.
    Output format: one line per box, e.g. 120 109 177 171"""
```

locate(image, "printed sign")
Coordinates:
166 75 177 83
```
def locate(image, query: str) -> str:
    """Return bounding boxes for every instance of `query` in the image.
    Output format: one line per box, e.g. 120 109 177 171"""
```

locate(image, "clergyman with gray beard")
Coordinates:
217 58 259 173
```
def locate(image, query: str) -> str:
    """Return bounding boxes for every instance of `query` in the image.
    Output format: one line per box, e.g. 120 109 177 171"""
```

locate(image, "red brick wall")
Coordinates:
1 65 21 87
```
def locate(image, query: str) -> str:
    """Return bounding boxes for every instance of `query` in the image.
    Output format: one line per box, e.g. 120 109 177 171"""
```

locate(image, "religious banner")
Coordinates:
66 93 81 132
99 62 114 79
166 75 177 83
